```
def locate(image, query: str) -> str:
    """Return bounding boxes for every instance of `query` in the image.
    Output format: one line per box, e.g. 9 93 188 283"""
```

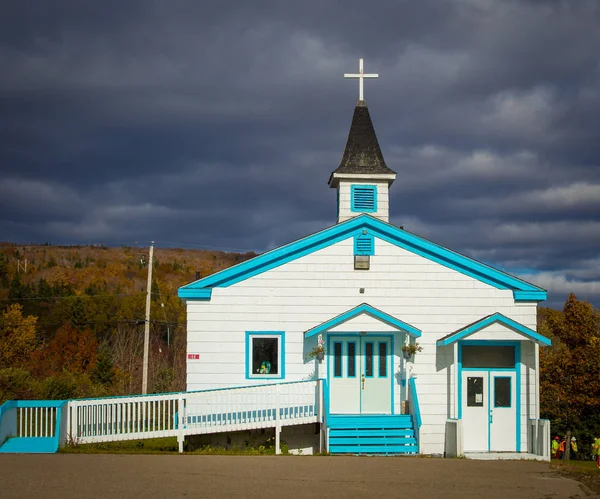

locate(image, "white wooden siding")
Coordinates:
466 322 535 342
185 235 539 455
328 314 401 332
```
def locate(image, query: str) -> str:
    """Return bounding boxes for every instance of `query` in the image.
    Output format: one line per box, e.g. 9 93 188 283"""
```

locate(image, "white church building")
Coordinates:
178 60 552 457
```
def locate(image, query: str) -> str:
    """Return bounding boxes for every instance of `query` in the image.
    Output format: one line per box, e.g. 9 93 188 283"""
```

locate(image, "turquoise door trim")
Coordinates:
457 341 521 452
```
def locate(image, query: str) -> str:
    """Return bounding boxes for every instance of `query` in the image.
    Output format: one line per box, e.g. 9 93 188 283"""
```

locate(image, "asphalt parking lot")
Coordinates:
0 454 591 498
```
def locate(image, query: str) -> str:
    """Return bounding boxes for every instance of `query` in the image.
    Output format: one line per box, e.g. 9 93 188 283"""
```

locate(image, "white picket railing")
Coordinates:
66 380 320 452
67 392 181 444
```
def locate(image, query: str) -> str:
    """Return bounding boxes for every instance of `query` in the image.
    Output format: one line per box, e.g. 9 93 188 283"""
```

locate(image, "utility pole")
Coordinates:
142 241 154 395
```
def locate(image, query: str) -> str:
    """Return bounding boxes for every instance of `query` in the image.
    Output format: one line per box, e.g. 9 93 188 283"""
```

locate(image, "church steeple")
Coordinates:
329 59 396 223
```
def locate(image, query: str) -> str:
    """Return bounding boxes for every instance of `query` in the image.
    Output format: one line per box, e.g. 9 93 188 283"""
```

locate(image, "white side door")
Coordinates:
489 372 517 452
462 371 489 452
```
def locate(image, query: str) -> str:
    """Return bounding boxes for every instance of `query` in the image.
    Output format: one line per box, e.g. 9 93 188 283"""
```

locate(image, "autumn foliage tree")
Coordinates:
539 293 600 458
0 304 37 368
33 322 98 376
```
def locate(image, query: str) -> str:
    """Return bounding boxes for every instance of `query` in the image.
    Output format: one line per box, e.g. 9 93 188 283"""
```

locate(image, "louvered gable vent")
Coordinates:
351 185 377 213
354 234 374 256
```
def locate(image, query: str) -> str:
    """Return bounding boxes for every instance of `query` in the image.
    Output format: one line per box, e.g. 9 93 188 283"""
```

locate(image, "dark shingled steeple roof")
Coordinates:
329 100 396 184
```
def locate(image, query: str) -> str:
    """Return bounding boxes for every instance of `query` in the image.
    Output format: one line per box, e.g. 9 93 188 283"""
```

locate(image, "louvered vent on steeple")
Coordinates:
351 185 377 213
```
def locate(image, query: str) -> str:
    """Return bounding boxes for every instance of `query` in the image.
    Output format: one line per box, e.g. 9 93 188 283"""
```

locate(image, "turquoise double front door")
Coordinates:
328 335 393 414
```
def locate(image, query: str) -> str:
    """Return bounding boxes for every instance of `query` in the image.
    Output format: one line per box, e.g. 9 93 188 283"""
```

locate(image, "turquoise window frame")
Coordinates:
333 342 343 378
351 185 377 213
364 341 375 378
347 341 357 378
378 341 388 378
245 331 285 380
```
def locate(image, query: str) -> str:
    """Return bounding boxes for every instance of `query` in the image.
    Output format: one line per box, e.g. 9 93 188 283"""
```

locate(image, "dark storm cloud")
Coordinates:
1 0 599 307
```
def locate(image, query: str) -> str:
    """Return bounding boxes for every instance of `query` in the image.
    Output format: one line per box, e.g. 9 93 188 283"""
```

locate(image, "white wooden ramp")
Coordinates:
0 380 321 454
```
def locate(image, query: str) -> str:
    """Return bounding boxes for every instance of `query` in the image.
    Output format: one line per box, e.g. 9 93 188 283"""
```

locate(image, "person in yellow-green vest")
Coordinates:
570 437 578 459
552 436 560 459
593 437 600 469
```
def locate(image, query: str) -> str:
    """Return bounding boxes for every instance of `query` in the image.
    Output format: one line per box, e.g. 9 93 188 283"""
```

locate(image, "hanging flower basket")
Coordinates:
401 342 422 360
308 338 326 361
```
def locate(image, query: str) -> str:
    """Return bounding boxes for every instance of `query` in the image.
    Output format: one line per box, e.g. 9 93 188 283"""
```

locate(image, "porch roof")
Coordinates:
304 303 422 338
436 313 552 347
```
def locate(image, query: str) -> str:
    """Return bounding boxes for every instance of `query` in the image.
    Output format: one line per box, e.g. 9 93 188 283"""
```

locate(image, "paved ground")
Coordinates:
0 454 593 498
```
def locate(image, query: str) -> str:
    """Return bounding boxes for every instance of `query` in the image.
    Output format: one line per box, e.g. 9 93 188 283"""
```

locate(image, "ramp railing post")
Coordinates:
177 396 185 454
275 385 281 455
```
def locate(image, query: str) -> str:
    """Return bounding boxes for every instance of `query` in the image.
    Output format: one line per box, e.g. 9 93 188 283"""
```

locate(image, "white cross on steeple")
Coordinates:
344 58 378 101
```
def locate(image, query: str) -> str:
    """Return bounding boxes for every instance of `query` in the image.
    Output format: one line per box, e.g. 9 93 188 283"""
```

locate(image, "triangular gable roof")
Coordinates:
436 313 551 347
178 214 547 302
304 303 421 338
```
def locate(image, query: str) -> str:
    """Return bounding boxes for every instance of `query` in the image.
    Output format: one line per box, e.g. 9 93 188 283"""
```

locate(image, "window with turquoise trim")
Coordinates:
246 332 284 379
351 185 377 213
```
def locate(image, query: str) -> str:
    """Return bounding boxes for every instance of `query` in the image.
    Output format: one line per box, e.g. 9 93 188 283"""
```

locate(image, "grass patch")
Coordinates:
551 460 600 495
60 437 286 456
60 437 179 454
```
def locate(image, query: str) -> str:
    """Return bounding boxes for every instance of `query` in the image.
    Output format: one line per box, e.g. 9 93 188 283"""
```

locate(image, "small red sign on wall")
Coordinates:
187 353 200 360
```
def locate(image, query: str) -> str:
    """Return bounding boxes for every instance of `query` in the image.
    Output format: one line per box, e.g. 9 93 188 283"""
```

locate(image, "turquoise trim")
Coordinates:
515 342 521 452
351 185 377 213
487 375 491 450
437 313 551 347
513 290 546 301
245 331 285 380
408 377 422 428
354 233 374 255
305 303 421 338
178 214 546 302
178 288 212 300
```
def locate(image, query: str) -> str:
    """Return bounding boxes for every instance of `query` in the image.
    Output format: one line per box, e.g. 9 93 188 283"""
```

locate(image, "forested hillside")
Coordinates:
0 243 255 402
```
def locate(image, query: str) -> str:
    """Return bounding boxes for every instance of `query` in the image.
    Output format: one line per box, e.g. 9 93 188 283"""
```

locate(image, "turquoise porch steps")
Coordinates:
328 414 418 455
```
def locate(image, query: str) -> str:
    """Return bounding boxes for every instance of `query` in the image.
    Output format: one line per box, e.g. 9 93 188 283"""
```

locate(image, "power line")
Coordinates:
0 293 146 302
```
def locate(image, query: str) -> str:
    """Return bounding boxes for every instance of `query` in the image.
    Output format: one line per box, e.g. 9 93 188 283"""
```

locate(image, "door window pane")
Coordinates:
347 342 356 377
333 342 342 377
378 342 387 377
494 377 511 407
252 337 279 375
462 346 515 368
467 377 484 407
365 342 373 377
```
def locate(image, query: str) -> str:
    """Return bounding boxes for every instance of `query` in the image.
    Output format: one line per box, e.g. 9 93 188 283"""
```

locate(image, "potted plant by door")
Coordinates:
401 342 422 360
308 339 326 361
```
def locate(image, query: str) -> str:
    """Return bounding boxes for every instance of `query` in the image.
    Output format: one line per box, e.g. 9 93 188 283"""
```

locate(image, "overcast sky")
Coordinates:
1 0 599 308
